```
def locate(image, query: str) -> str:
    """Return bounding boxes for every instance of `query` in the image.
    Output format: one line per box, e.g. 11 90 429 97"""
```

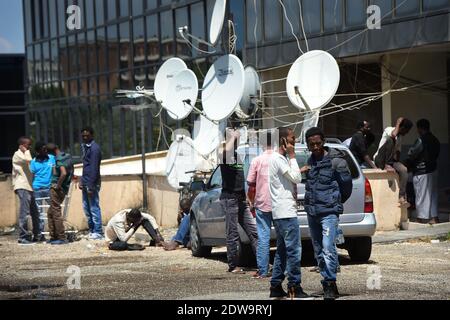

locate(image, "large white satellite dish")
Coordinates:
154 58 187 108
166 136 198 190
202 54 245 121
209 0 227 45
286 50 340 111
193 115 225 156
236 65 260 119
165 69 199 120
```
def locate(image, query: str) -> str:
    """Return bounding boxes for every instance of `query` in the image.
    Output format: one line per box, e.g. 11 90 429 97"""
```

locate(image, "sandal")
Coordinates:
229 267 246 274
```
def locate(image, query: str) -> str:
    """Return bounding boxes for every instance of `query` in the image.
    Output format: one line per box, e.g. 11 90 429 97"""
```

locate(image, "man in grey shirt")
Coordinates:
269 127 311 300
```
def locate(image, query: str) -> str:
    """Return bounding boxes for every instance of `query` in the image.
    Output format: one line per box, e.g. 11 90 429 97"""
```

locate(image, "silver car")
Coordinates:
189 143 377 265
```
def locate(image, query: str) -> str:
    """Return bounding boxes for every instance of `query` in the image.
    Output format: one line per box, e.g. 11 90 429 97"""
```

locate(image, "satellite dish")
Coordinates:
193 115 226 156
236 65 260 119
202 54 245 121
154 58 187 108
166 136 198 190
209 0 227 45
165 69 199 120
286 50 340 111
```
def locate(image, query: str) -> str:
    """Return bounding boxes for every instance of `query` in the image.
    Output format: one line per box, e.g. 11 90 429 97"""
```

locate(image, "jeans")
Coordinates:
270 218 302 289
220 196 258 270
308 214 339 282
34 188 50 234
15 189 40 240
256 209 272 276
82 186 103 235
172 213 190 246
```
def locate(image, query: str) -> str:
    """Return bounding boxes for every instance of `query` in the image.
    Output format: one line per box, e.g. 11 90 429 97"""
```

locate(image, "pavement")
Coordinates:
373 222 450 244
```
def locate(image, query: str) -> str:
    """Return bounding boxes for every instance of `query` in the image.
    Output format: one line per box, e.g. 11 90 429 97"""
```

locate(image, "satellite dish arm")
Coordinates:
294 86 311 112
182 99 219 125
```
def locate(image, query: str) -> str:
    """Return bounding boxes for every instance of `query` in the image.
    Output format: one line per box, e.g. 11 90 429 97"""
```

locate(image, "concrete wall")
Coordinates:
0 176 18 227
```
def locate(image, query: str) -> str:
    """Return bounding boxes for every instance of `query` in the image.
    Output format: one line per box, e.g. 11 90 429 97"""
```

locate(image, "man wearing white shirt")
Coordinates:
268 127 311 300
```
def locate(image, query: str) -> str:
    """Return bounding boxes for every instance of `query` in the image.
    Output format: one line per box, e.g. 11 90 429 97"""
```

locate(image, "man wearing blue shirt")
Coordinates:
30 141 56 241
79 127 104 240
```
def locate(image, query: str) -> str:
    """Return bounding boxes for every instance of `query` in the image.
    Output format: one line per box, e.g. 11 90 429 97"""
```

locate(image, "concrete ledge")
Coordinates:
373 222 450 244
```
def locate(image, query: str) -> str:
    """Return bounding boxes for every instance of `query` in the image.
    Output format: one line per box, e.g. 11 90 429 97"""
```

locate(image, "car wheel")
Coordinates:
190 216 212 257
237 241 256 267
346 237 372 262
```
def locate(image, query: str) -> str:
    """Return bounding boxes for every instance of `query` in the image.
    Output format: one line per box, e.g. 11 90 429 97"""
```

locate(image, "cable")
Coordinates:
178 28 214 55
298 0 309 52
254 0 258 68
278 0 304 54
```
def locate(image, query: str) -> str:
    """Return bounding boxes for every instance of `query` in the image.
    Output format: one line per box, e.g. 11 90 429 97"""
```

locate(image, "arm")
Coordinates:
408 138 423 161
141 212 159 230
86 147 101 191
333 158 353 203
391 117 404 139
281 158 303 184
112 220 136 242
219 130 239 164
56 166 68 190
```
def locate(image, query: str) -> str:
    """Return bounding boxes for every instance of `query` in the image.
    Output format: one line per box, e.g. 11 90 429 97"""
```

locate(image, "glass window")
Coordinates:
161 0 172 6
370 0 393 21
87 30 97 74
264 0 282 41
42 0 49 38
119 22 131 69
34 0 42 40
133 18 145 63
147 0 158 11
395 0 419 17
49 0 58 38
85 0 95 29
24 0 33 44
58 0 66 36
281 0 300 38
146 14 159 63
26 47 34 85
175 7 189 58
96 0 105 25
324 0 343 32
246 0 262 44
107 25 119 71
423 0 448 12
120 0 129 17
132 0 143 15
191 2 206 57
68 35 78 77
97 27 107 73
42 41 50 83
51 40 58 81
161 10 174 58
107 0 117 21
301 0 321 35
209 167 222 189
59 37 68 80
346 0 366 27
34 44 42 83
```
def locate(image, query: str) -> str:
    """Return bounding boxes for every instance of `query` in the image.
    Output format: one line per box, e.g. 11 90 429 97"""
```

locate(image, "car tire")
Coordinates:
190 216 212 258
237 241 256 267
346 237 372 262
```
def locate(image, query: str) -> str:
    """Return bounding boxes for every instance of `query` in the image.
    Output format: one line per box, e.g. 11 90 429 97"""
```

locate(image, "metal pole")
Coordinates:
141 109 148 210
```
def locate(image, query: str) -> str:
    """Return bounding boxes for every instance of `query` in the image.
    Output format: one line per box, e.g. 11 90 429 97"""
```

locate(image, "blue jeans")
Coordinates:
271 218 302 289
16 189 40 240
256 209 272 276
82 187 103 235
172 213 190 246
308 214 339 282
34 188 50 234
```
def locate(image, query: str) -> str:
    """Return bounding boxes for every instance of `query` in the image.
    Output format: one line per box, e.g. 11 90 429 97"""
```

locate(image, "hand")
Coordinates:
282 138 295 158
19 145 27 153
78 183 83 190
396 117 404 128
300 166 310 174
226 128 240 141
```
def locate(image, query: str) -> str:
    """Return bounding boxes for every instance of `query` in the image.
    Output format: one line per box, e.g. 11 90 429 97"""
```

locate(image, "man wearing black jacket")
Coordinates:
304 127 353 300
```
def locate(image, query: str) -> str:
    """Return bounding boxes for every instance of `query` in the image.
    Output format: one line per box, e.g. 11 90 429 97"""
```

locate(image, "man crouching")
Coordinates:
304 128 353 300
106 208 164 251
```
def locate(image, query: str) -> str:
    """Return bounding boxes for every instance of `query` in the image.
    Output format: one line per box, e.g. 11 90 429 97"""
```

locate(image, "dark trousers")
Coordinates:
220 196 258 270
15 189 40 240
47 187 66 241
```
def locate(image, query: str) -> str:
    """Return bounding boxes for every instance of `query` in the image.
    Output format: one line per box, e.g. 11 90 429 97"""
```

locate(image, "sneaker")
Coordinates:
50 240 68 245
269 284 288 299
288 285 314 300
89 233 104 240
310 266 320 273
18 238 35 245
32 234 46 243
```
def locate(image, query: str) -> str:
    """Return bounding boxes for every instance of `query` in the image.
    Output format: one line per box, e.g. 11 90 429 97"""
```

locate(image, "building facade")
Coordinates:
23 0 449 191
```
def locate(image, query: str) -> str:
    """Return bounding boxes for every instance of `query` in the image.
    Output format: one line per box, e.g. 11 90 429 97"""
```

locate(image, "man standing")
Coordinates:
407 119 440 224
12 137 40 245
220 129 258 274
247 131 273 279
30 141 56 241
374 117 413 207
79 127 103 240
269 127 311 299
349 121 377 169
304 127 353 300
46 144 74 245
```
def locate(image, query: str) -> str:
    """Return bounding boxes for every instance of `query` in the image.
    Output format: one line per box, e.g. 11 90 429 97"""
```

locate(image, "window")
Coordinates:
324 0 343 32
97 27 107 73
51 40 59 81
209 167 222 189
302 0 321 34
58 0 66 36
107 0 117 21
34 0 42 40
161 10 174 58
96 0 105 25
85 0 95 29
133 18 145 63
34 44 42 83
119 0 129 17
49 0 58 38
395 0 419 17
24 0 33 44
370 0 393 21
176 7 189 58
264 0 282 41
87 30 97 74
346 0 366 27
281 0 300 39
246 0 262 44
119 22 131 69
132 0 144 15
147 0 158 11
146 14 159 62
191 2 206 57
423 0 448 12
42 0 49 38
107 25 119 71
